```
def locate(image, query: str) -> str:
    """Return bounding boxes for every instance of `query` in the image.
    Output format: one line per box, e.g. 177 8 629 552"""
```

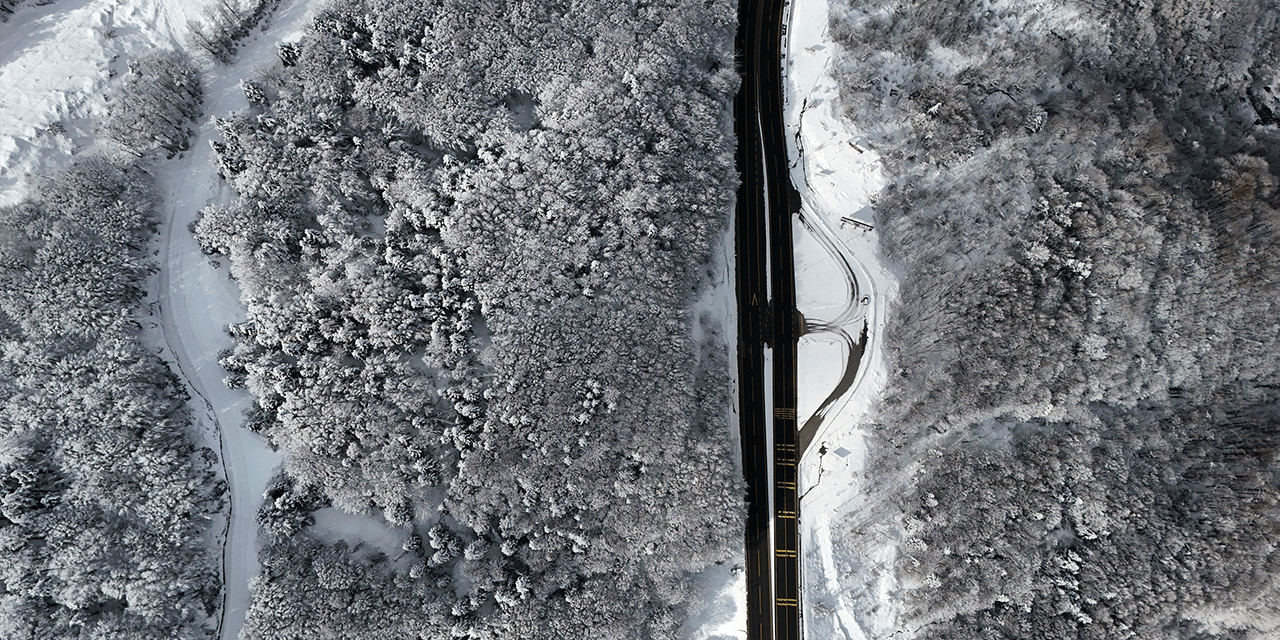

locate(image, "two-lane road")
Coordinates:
735 0 803 637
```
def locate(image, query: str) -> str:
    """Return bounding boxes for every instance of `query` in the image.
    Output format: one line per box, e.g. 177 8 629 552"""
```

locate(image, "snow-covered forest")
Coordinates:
827 0 1280 637
13 0 1280 635
0 1 269 632
0 0 743 636
191 0 745 636
0 158 224 638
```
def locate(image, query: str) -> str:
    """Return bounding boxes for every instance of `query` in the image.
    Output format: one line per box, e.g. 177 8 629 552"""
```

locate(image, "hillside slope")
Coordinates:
823 0 1280 637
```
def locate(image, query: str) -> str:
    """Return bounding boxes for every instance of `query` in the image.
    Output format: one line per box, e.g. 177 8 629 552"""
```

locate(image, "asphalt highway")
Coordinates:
735 0 803 636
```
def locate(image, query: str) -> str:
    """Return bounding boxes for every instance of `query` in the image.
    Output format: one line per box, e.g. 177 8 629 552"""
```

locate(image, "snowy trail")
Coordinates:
148 3 317 638
793 209 878 448
796 321 864 452
0 1 316 637
153 141 282 640
794 208 868 444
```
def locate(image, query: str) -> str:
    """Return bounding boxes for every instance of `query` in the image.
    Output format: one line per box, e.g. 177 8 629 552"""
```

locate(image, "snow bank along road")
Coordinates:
778 0 899 634
735 0 808 636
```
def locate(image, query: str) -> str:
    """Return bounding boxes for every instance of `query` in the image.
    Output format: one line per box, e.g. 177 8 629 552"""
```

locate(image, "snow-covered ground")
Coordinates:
0 0 214 206
683 204 748 640
780 0 903 637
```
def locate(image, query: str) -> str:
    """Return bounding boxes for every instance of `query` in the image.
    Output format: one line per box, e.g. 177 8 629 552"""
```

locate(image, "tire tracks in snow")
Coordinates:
793 207 870 453
154 191 234 640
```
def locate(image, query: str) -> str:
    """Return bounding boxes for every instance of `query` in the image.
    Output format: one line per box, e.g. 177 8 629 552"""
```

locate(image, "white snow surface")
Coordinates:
780 0 903 637
308 507 407 557
0 0 218 205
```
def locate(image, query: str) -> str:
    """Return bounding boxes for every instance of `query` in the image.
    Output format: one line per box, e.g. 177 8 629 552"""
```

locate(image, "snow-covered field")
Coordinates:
780 0 903 637
0 0 214 205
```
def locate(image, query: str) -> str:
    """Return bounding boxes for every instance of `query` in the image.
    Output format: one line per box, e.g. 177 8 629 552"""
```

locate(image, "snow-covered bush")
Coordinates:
103 50 203 158
187 0 281 65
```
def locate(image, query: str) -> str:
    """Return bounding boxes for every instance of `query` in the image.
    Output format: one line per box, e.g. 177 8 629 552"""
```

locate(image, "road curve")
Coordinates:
796 321 867 454
794 210 868 451
797 213 863 329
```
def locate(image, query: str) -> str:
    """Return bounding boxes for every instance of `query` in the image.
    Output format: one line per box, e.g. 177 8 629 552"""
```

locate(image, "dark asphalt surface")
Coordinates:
735 0 802 636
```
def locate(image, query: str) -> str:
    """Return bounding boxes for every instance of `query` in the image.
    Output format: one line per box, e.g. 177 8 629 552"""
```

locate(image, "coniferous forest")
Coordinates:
829 0 1280 637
